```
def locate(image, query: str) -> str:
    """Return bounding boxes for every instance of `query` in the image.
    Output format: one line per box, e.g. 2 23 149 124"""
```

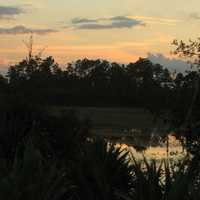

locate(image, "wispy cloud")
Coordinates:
128 16 180 26
71 18 97 24
71 16 145 30
0 25 58 35
0 5 25 20
189 12 200 20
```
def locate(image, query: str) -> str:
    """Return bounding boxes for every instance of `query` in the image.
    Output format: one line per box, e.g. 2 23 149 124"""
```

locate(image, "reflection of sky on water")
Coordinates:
95 128 187 160
116 135 186 160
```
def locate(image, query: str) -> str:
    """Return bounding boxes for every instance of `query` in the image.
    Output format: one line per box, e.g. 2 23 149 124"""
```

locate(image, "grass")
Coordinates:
49 107 168 154
50 106 162 131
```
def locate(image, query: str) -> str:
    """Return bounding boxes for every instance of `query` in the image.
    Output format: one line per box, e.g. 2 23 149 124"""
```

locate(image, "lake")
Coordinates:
53 106 186 160
93 128 186 161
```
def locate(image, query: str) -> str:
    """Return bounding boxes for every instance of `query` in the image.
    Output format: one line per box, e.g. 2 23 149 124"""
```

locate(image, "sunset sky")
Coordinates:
0 0 199 71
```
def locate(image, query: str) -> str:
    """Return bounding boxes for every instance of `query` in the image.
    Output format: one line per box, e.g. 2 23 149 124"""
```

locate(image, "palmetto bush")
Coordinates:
0 139 70 200
128 153 200 200
129 156 163 200
65 139 200 200
68 139 133 200
0 111 199 200
0 136 199 200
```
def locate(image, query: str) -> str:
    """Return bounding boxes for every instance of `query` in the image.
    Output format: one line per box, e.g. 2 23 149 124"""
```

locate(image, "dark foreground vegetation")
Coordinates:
0 107 199 200
0 38 200 199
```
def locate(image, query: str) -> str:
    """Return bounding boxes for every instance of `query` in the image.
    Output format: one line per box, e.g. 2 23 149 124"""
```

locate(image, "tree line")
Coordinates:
0 56 187 110
0 53 198 127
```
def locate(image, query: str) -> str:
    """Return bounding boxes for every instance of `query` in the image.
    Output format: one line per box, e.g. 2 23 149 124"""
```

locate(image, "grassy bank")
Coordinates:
50 107 163 130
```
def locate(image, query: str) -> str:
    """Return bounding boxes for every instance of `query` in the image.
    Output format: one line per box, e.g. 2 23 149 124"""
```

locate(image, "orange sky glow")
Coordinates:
0 0 199 71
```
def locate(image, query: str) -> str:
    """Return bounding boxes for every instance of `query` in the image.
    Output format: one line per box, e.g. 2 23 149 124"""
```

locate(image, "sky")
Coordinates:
0 0 199 72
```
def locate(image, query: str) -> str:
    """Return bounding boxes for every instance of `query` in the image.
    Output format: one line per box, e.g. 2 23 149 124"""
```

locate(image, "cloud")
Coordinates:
0 64 7 74
148 53 190 73
129 16 180 26
189 12 200 20
71 18 97 24
0 5 25 20
0 25 58 35
71 16 145 30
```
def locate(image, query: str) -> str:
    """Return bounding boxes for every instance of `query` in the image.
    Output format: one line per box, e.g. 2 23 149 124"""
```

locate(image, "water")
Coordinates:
94 128 186 160
117 136 185 161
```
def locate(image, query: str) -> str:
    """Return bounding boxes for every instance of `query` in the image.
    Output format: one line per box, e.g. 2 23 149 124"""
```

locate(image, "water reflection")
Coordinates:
94 128 186 160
